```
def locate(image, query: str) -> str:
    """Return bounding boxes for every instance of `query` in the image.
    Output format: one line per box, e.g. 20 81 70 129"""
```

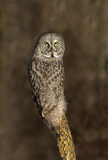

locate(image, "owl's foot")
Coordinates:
42 105 57 119
41 111 45 118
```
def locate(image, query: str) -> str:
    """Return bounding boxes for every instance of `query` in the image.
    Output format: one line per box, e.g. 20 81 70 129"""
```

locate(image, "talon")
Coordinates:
42 111 45 118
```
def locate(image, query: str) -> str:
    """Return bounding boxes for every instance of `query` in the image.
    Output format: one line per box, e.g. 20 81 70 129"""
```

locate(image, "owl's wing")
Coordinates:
27 61 39 96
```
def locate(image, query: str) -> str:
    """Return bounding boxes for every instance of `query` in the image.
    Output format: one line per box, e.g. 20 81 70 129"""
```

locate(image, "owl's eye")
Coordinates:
54 42 58 47
45 42 49 47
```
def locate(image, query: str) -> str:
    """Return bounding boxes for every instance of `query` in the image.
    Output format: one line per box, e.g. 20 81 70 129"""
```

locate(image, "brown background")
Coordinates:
0 0 108 160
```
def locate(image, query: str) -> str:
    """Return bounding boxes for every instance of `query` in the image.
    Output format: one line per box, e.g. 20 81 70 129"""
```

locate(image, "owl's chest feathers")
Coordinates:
32 59 64 90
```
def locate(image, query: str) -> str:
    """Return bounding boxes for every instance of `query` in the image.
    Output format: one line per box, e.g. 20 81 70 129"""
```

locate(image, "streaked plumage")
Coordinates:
28 32 66 130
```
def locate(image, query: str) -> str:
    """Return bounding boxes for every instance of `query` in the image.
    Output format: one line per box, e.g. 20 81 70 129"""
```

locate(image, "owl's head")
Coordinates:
34 32 65 60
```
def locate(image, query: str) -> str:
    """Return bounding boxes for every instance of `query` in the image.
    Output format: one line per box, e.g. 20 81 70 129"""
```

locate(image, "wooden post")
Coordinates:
57 114 76 160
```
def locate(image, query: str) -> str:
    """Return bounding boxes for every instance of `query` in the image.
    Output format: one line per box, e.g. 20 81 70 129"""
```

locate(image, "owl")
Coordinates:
28 32 67 131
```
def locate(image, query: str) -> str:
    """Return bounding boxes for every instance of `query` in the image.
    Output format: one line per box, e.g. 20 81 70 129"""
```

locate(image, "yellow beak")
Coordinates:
51 49 53 53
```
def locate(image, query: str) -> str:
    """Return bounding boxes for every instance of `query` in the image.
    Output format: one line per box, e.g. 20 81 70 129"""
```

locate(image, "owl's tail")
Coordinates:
56 114 76 160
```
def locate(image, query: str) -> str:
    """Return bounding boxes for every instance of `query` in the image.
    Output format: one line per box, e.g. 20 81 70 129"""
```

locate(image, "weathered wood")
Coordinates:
57 115 76 160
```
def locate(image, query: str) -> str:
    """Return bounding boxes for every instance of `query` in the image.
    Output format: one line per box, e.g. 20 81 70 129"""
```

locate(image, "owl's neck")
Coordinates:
35 57 63 68
34 55 63 64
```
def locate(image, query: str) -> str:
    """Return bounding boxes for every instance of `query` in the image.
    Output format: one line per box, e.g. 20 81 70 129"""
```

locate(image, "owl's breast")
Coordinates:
42 64 63 90
31 59 64 92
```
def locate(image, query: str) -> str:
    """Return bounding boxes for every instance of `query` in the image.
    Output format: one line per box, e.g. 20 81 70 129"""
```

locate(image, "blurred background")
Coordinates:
0 0 108 160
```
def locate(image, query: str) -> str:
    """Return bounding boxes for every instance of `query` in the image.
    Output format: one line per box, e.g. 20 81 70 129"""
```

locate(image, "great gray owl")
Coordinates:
27 32 67 131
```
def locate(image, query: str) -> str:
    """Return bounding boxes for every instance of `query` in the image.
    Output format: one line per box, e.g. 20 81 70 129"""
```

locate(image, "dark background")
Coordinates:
0 0 108 160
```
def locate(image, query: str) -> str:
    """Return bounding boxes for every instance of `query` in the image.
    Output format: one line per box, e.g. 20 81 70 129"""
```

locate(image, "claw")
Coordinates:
42 111 45 118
